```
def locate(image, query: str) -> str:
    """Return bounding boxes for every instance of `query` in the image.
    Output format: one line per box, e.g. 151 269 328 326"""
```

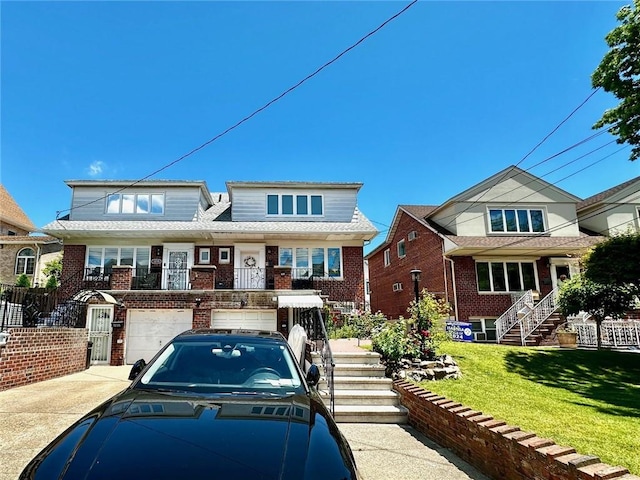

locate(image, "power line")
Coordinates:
439 89 603 229
55 0 418 220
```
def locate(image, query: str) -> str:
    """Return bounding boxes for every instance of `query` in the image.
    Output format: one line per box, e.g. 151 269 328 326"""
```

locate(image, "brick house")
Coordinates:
0 184 62 287
366 166 608 343
41 179 377 365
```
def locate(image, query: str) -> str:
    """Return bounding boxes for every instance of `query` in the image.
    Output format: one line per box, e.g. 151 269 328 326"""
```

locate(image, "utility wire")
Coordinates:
55 0 418 220
440 88 603 229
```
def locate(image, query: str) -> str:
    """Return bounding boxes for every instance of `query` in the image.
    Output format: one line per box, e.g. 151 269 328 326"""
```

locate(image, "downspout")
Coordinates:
34 243 42 287
444 256 458 320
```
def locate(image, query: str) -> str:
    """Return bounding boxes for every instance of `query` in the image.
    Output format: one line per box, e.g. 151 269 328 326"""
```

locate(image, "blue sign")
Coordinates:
446 321 473 342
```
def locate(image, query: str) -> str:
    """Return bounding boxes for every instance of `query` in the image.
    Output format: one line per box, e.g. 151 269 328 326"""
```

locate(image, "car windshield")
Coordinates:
135 336 305 396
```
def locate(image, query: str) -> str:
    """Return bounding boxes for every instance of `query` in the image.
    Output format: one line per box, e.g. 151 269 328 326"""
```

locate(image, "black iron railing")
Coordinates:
0 284 87 330
294 307 335 417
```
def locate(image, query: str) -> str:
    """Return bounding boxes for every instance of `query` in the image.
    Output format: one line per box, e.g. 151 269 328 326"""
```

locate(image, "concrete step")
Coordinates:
312 351 381 365
325 364 387 377
320 376 393 391
332 405 409 424
318 389 401 407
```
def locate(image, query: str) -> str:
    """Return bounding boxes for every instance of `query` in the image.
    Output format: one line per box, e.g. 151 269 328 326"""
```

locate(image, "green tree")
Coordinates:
557 275 636 349
16 274 31 287
584 231 640 293
591 1 640 161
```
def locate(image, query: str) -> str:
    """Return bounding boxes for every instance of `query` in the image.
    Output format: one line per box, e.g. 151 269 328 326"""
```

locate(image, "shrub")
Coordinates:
16 274 31 287
372 319 420 364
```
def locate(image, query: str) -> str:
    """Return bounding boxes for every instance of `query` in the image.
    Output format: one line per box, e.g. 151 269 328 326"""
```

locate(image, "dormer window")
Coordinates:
489 208 545 233
107 193 164 215
267 194 323 216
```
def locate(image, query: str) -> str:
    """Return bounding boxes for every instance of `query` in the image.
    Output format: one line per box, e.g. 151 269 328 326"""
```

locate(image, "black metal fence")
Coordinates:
0 285 87 330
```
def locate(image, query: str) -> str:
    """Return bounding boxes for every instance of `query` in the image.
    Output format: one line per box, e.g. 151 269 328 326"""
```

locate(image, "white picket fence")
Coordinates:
571 319 640 348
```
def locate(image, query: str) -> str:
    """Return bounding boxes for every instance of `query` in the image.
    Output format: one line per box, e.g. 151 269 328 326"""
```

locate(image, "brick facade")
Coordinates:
394 381 636 480
0 328 88 391
368 213 453 319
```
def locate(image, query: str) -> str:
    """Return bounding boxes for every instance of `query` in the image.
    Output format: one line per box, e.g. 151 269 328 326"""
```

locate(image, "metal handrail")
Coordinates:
521 288 557 343
293 307 335 417
313 307 335 417
496 290 534 342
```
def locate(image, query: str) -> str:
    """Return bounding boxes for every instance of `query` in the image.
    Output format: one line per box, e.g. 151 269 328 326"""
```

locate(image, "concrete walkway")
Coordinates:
0 343 489 480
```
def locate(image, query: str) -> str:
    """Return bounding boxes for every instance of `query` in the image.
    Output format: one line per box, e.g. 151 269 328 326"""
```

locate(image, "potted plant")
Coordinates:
556 322 578 348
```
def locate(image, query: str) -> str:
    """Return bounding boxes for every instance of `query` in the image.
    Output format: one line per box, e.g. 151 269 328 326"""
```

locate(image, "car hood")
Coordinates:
22 389 358 480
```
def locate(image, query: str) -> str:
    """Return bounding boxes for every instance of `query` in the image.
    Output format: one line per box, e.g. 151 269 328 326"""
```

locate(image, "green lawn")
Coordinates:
417 342 640 475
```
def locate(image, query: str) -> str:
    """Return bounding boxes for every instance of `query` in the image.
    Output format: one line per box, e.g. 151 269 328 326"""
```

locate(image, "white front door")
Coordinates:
88 305 113 365
234 245 265 289
163 244 194 290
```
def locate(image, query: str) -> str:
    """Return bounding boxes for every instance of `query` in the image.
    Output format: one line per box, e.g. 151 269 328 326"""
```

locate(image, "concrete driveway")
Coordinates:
0 367 489 480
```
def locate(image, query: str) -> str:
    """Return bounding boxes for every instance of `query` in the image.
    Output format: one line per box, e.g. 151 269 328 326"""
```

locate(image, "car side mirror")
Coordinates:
128 359 147 380
306 364 321 387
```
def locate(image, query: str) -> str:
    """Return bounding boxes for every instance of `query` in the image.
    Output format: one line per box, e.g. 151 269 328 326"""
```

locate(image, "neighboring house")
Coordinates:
0 185 62 286
366 166 606 343
577 175 640 236
41 179 377 365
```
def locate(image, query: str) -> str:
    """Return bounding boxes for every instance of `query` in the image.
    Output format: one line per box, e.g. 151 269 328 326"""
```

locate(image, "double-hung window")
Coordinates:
279 246 341 278
383 249 391 267
476 260 537 292
489 208 545 233
15 248 35 275
267 194 323 216
87 247 151 276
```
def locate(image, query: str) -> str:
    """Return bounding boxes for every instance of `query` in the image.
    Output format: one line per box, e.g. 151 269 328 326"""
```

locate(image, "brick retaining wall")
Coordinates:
0 328 88 391
394 380 638 480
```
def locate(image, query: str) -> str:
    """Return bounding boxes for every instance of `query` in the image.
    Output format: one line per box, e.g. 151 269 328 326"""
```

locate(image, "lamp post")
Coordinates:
410 269 421 305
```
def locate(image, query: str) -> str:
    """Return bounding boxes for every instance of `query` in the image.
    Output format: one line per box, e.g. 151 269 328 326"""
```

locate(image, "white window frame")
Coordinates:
408 231 417 241
219 248 231 264
86 246 151 275
278 246 342 279
15 248 35 275
397 239 406 258
266 193 324 217
393 282 403 292
383 249 391 267
106 193 165 215
469 317 497 342
487 207 546 234
199 248 211 264
475 259 539 293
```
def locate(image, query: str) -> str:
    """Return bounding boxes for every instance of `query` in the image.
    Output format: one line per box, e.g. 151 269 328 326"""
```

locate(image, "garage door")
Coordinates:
126 309 193 364
211 310 277 331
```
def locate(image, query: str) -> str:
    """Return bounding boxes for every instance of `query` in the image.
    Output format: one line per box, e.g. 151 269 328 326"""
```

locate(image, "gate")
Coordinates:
87 305 113 364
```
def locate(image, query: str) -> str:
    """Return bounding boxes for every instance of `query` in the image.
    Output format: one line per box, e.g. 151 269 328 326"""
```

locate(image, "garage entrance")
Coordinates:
126 309 193 364
211 310 277 331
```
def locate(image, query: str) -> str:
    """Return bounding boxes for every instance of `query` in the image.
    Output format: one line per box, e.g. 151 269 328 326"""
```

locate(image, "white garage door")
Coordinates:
211 310 277 331
126 309 193 364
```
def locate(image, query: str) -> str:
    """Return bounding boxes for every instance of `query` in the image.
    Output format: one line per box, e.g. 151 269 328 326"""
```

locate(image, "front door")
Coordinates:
163 244 194 290
235 245 265 289
88 305 113 365
550 259 580 292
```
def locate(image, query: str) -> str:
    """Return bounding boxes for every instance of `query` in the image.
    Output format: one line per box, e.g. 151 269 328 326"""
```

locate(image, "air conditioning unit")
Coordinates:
474 332 487 341
408 231 417 241
393 282 403 292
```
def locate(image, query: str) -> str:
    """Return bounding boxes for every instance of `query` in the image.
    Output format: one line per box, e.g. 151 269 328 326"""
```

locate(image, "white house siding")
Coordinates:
69 185 205 222
230 187 358 223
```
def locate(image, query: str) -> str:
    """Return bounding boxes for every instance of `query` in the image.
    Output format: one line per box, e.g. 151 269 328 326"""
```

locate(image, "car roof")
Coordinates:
174 328 287 343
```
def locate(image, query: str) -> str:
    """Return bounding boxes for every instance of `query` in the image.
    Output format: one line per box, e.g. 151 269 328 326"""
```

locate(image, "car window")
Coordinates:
137 338 304 395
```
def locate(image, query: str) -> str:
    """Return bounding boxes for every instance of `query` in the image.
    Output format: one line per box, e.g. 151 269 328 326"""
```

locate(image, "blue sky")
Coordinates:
2 1 639 253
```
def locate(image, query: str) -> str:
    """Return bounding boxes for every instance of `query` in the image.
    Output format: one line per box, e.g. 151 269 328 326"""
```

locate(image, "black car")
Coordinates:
20 329 360 480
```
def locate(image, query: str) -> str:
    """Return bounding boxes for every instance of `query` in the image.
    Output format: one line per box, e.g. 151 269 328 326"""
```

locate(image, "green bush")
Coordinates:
45 275 59 289
16 274 31 287
371 319 420 363
327 309 388 340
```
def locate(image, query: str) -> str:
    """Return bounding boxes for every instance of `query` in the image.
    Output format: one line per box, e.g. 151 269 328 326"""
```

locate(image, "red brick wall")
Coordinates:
60 244 86 299
394 381 634 480
454 257 555 321
0 328 88 391
315 246 365 305
369 214 453 319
